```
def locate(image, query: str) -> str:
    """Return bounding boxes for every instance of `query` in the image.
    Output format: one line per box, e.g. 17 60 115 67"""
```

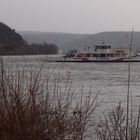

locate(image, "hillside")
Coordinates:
0 22 25 47
0 23 58 55
19 31 89 51
20 31 140 51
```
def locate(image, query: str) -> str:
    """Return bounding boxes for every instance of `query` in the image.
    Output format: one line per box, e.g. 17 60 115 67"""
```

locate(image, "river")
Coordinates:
2 55 140 139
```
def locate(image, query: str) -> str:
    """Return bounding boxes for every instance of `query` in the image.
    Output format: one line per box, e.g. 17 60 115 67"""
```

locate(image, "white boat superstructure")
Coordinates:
73 45 130 61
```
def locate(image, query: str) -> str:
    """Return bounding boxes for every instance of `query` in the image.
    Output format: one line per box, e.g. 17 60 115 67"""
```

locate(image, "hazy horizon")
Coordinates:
0 0 140 34
19 30 138 35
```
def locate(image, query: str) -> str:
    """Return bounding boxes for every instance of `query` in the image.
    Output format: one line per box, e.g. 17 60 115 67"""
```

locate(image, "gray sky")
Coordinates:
0 0 140 34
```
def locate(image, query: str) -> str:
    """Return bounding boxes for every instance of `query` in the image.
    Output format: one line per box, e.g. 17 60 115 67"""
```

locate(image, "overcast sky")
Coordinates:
0 0 139 34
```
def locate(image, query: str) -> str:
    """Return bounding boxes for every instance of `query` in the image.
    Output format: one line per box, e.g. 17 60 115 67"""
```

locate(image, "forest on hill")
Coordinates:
0 22 58 55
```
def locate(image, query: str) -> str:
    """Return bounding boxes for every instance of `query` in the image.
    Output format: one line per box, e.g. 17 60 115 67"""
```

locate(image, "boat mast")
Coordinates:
126 28 134 140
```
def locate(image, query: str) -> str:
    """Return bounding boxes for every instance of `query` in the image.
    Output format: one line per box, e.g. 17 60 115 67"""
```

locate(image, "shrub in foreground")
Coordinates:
0 59 97 140
95 102 140 140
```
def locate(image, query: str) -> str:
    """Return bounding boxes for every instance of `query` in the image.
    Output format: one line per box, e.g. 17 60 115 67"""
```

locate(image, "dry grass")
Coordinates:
0 58 98 140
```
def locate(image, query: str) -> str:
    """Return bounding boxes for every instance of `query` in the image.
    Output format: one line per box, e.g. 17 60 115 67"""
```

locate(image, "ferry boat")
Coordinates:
46 44 140 63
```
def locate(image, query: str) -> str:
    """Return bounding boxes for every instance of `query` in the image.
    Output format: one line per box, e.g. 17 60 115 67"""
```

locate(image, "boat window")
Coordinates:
92 54 98 57
77 53 84 57
114 53 120 57
86 53 91 57
99 54 106 57
92 54 95 57
107 54 110 57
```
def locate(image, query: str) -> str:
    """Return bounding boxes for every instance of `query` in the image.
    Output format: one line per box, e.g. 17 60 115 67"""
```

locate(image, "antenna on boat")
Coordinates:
102 36 105 44
129 28 134 59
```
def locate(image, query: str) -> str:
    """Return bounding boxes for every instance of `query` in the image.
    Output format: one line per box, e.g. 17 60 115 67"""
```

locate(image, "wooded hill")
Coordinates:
0 22 58 55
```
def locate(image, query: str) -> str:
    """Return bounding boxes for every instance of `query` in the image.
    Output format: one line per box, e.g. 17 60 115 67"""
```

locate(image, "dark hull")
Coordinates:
50 59 140 63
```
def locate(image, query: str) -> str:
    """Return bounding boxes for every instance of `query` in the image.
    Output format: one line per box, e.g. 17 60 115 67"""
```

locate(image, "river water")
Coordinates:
2 55 140 138
2 55 140 110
